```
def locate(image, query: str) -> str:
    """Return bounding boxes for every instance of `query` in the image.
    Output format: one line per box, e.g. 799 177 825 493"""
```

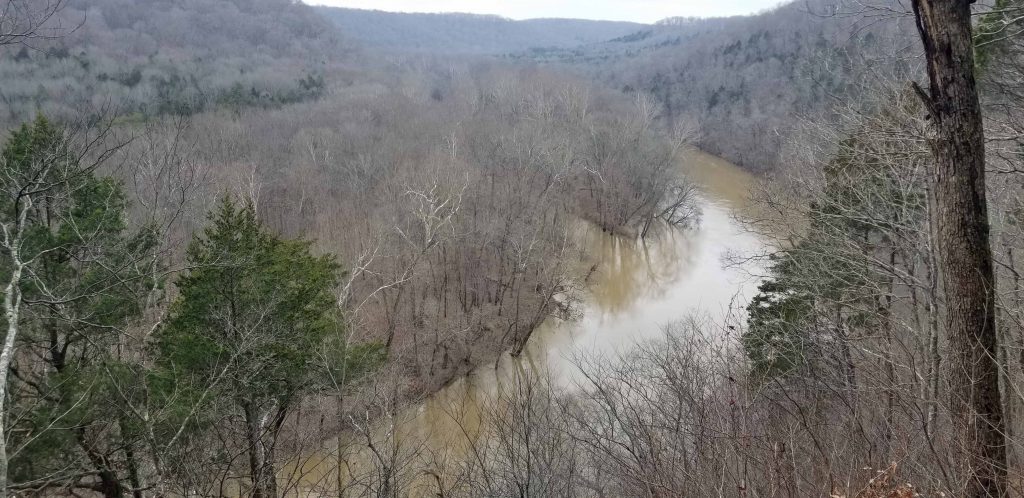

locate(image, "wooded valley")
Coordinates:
2 0 1024 497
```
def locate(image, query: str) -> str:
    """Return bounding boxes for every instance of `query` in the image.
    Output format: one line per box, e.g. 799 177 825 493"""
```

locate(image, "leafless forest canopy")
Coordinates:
315 7 644 55
1 0 1024 496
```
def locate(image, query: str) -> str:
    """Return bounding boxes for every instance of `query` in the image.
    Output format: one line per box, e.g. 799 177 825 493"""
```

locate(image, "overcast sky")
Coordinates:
304 0 786 24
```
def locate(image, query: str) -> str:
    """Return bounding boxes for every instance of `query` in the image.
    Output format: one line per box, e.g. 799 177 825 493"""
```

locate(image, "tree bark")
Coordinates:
243 403 267 498
0 258 24 498
911 1 1007 495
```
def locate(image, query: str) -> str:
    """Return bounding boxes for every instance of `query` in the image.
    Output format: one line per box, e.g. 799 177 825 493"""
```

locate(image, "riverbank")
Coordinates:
278 149 767 496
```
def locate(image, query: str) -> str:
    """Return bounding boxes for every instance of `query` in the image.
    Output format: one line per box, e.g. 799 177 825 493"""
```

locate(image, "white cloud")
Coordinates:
305 0 786 23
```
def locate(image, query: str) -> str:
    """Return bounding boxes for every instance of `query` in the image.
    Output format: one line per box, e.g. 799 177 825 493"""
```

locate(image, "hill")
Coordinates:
313 2 917 172
0 0 349 125
315 7 643 55
515 1 918 170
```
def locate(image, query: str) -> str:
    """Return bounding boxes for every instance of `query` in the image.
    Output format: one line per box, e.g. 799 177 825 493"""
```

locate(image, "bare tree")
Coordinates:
0 0 65 47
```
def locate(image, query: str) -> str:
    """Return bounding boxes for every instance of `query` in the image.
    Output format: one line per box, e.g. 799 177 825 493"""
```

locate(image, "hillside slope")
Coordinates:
0 0 349 125
313 2 917 171
316 7 643 54
519 2 917 170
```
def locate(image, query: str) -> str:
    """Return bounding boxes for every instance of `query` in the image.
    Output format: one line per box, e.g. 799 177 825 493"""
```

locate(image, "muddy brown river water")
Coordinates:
282 149 766 496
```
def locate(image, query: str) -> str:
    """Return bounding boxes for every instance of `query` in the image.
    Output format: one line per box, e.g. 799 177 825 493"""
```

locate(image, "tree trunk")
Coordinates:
0 261 24 498
263 405 289 498
911 1 1007 495
243 403 267 498
75 427 124 498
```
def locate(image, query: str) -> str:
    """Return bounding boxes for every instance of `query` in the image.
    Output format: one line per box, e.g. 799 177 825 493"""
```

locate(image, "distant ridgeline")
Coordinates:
315 7 643 55
0 0 347 126
509 0 918 172
0 0 920 172
317 2 917 173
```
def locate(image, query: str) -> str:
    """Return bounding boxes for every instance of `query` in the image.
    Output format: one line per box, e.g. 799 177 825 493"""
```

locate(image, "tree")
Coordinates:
910 0 1007 495
0 116 156 497
974 0 1024 71
0 0 66 47
155 196 343 498
744 251 817 379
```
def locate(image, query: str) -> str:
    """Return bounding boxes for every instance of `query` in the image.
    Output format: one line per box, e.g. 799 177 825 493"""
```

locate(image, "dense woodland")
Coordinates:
522 2 920 171
0 0 697 495
316 8 641 55
0 0 344 124
2 0 1024 497
317 3 919 172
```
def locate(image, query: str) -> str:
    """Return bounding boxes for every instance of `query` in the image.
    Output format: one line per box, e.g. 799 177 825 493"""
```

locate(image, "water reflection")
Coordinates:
527 191 762 387
286 150 765 496
583 223 697 315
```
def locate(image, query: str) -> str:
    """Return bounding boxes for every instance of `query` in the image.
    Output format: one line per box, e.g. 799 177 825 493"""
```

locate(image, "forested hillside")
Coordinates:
316 7 642 54
0 0 346 125
522 1 918 170
320 2 917 172
4 0 1024 497
0 1 698 494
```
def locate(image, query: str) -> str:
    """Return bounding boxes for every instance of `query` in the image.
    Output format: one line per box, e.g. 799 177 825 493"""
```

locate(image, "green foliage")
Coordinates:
1 132 379 488
1 116 160 487
744 119 927 381
215 73 327 114
744 252 816 379
146 197 383 487
10 362 139 482
975 0 1023 71
321 339 387 391
155 196 345 407
0 115 67 178
298 72 325 94
2 117 156 328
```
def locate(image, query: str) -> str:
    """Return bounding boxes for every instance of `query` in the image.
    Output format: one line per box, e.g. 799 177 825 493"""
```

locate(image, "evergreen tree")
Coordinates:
155 196 344 498
744 251 816 379
745 124 928 382
1 116 158 497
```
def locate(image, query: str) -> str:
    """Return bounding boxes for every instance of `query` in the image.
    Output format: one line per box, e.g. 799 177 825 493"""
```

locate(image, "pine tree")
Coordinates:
155 196 343 498
1 116 157 497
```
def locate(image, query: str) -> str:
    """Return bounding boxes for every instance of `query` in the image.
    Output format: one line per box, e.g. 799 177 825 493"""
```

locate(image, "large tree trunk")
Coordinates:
911 1 1007 496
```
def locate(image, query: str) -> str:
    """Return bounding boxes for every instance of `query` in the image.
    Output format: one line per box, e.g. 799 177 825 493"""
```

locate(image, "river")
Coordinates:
283 149 766 496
